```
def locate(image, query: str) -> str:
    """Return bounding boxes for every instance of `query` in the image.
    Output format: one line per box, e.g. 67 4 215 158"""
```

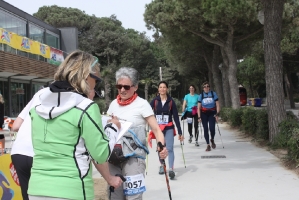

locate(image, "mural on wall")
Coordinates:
0 154 22 200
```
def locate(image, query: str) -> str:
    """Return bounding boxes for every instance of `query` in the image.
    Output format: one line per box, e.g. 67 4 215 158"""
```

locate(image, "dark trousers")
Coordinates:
11 154 33 200
186 111 198 137
201 110 216 144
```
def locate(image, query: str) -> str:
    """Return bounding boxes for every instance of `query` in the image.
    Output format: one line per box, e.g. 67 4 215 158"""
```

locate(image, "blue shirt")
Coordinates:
198 91 218 109
184 94 199 112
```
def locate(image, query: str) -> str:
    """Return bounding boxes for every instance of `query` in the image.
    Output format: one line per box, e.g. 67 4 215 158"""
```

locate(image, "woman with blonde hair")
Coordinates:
12 50 123 200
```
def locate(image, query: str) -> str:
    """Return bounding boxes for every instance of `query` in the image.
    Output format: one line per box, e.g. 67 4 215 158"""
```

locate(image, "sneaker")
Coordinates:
169 170 175 179
195 141 199 146
206 145 211 151
159 166 164 175
189 135 193 143
210 139 216 149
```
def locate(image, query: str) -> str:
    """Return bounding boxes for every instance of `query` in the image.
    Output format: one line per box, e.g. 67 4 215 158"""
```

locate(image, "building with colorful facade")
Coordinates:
0 0 78 117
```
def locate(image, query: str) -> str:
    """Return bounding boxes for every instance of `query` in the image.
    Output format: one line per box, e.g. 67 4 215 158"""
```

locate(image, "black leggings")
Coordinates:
186 111 198 137
11 154 33 200
201 110 216 144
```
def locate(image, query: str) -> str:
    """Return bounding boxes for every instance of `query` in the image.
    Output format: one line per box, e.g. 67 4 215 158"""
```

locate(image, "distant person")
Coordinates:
150 81 184 179
198 81 220 151
182 85 199 145
0 94 4 152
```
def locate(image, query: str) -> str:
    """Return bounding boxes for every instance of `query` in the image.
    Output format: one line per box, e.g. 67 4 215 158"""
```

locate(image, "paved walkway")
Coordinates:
142 121 299 200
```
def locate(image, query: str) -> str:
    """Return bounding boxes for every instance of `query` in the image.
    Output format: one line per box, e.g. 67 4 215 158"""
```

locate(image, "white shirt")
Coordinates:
107 97 154 128
11 88 46 156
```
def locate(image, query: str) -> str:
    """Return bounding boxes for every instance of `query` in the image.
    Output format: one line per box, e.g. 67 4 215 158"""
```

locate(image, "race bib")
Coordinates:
187 117 193 123
202 97 213 104
123 173 146 196
156 115 169 125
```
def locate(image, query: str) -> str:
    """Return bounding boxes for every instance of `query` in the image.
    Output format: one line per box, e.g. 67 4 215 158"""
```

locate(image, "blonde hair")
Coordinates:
54 50 99 96
0 94 4 104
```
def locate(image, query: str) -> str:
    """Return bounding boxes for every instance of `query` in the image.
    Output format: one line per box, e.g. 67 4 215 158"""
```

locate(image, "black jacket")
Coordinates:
150 95 182 135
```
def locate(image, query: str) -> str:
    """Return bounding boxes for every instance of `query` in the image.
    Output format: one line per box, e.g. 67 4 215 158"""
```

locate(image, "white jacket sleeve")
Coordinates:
104 123 119 152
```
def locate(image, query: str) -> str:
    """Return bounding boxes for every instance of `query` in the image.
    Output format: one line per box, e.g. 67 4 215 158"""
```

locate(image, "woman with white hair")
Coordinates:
107 67 168 200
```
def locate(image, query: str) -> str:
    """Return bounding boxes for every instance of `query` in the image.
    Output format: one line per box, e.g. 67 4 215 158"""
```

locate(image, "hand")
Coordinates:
214 115 219 122
178 135 184 141
158 147 168 159
108 115 121 129
107 176 123 189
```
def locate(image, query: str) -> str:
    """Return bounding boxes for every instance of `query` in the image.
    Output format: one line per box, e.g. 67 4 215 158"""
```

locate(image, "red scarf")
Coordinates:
117 92 138 106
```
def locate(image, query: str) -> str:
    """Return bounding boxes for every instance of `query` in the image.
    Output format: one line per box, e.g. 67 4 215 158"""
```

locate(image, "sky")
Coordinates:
5 0 155 38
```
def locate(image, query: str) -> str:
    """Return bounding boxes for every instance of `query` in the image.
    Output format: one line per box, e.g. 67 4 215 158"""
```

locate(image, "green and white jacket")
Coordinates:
28 88 117 200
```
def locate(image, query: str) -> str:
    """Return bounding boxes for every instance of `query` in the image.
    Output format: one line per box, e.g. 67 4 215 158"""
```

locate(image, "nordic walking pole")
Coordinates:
182 119 185 145
146 142 148 175
146 124 149 175
158 142 172 200
199 123 203 139
180 141 186 168
216 121 224 148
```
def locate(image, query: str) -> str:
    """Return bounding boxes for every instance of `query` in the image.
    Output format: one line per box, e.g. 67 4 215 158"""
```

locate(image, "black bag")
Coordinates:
108 144 128 166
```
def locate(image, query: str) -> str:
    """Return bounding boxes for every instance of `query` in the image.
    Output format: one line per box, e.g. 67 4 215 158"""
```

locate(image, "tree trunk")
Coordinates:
284 70 295 108
249 78 254 97
203 52 214 90
144 83 149 101
223 30 240 109
104 54 112 110
208 66 213 89
263 0 286 142
220 47 232 107
211 45 225 108
104 76 111 110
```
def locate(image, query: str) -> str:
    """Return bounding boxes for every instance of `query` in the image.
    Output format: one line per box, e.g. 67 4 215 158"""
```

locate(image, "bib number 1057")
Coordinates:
125 180 142 189
123 174 146 196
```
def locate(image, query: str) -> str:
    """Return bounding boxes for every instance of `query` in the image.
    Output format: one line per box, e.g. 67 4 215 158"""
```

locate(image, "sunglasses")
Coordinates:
90 73 102 90
115 84 134 90
203 85 210 88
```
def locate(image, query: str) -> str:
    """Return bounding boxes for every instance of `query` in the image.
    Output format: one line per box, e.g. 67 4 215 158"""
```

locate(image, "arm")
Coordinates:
197 102 202 121
11 117 24 132
82 103 111 164
182 100 187 113
92 161 123 189
171 100 182 135
145 115 168 159
216 101 220 114
149 99 155 109
197 94 202 120
215 101 220 122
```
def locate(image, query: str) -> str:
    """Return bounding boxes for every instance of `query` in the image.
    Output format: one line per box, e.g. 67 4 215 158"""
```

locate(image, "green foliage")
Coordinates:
241 107 257 135
94 98 107 113
219 107 232 122
228 108 243 127
287 128 299 164
33 6 93 31
237 56 265 97
172 97 182 114
255 109 269 140
273 111 298 147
